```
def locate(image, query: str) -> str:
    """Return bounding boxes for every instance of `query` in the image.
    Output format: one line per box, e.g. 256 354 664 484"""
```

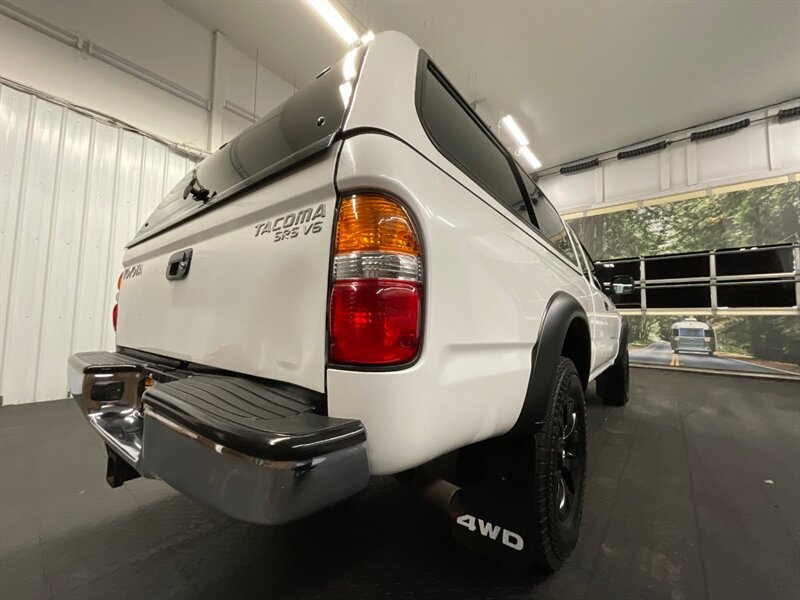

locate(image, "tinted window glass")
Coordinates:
568 226 603 289
529 186 578 265
568 227 591 276
131 47 364 246
420 65 523 211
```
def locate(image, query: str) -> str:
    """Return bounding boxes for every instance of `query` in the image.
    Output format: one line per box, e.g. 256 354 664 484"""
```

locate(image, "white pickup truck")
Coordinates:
69 31 633 572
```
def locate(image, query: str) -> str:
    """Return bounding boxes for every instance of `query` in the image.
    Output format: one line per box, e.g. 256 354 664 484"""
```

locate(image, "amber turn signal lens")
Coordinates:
335 194 420 255
117 272 123 289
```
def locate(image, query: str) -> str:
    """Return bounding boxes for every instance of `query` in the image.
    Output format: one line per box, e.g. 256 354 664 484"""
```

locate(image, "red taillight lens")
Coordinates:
329 194 423 366
330 279 421 365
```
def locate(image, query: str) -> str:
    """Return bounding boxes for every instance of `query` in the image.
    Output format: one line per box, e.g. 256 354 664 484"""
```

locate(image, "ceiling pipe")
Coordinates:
1 1 211 111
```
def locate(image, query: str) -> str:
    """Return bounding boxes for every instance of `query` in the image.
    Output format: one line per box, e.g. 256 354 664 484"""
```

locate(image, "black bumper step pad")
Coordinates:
143 375 365 462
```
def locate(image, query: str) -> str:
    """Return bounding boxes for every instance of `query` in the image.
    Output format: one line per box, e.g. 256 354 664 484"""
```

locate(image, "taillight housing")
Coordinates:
329 193 422 366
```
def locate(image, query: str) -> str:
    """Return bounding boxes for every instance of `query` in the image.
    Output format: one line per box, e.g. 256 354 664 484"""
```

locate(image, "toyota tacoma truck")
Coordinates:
68 31 632 572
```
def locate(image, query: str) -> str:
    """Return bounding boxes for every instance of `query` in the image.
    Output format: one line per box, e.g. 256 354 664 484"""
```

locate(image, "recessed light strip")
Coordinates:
502 113 541 171
308 0 359 45
519 145 542 170
501 114 529 146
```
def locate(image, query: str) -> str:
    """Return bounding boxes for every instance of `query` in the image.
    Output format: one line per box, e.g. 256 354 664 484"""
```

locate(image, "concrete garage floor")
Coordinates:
1 370 798 600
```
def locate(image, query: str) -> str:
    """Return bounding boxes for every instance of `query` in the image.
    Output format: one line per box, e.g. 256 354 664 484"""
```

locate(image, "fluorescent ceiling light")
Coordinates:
519 146 542 170
360 31 375 44
501 114 529 147
308 0 358 45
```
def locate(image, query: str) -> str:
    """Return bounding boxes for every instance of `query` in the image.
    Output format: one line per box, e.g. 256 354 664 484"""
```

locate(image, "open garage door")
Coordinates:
568 179 800 377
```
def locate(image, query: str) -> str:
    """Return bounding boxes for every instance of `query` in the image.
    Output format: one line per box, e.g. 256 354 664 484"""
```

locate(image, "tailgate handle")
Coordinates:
166 249 193 281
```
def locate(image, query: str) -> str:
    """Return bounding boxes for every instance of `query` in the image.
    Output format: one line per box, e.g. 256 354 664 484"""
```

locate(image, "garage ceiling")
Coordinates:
166 0 800 170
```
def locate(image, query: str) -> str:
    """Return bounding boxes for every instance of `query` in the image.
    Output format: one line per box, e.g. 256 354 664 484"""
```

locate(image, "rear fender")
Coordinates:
509 292 590 436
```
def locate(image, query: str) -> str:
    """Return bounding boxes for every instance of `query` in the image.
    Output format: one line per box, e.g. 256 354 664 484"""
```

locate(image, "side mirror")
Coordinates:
611 275 635 295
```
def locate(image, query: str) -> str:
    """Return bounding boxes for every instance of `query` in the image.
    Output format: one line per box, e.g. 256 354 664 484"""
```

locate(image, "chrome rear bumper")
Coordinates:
68 351 370 525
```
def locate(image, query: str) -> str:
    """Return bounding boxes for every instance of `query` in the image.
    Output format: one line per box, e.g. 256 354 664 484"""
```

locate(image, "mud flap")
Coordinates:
450 487 537 570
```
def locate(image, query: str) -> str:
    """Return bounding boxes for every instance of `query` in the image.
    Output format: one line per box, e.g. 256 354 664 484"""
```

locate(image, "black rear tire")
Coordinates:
452 358 587 573
529 357 587 571
597 348 630 406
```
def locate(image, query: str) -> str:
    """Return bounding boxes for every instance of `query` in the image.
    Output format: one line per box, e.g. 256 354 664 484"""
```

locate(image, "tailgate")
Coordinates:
114 47 366 393
116 151 338 393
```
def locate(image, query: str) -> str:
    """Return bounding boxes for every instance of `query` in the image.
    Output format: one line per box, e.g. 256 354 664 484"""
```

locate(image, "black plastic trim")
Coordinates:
509 292 590 436
690 118 750 142
165 248 192 281
616 319 629 363
560 158 600 175
143 377 365 462
73 350 356 462
116 346 185 369
777 106 800 121
617 140 669 160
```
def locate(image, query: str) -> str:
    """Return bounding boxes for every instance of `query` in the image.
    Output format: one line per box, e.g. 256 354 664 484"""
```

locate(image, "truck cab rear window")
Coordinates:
418 62 524 213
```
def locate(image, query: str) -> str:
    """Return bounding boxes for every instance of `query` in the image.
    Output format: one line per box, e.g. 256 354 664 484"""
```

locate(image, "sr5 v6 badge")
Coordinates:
254 203 326 243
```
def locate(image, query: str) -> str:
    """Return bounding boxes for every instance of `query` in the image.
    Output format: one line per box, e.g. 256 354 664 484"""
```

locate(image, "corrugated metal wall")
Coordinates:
1 83 197 404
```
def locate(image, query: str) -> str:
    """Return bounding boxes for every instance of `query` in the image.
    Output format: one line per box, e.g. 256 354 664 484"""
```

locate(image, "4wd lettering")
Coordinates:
253 204 326 242
123 264 143 280
456 514 524 551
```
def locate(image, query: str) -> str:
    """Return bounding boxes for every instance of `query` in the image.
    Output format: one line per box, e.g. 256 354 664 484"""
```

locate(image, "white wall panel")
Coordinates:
224 41 294 120
768 111 800 171
538 167 596 211
1 96 62 405
540 101 800 214
0 85 32 380
603 151 662 201
695 120 769 183
138 139 169 228
0 13 210 150
72 123 120 356
222 110 253 147
2 2 294 152
669 143 687 188
33 109 92 401
0 83 194 404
